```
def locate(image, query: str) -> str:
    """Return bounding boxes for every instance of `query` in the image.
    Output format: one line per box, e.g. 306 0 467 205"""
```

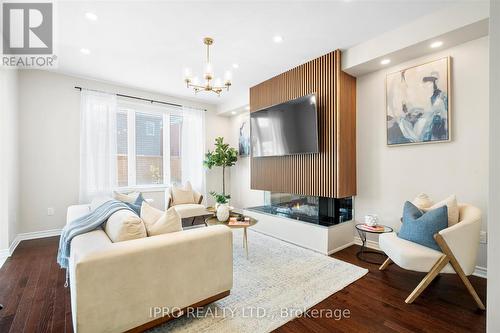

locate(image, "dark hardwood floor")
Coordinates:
0 237 486 333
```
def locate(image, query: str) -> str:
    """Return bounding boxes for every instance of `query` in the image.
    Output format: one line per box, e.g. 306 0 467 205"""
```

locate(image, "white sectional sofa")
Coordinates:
66 204 233 333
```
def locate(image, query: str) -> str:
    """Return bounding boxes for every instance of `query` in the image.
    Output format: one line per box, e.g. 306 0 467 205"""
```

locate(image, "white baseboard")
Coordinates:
0 229 62 269
354 236 487 279
0 249 9 269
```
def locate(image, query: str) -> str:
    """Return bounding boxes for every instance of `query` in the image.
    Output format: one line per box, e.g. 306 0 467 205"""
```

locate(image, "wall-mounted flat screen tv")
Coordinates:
250 93 319 157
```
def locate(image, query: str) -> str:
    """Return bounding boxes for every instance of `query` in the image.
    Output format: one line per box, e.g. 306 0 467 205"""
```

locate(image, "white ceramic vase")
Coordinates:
216 203 230 222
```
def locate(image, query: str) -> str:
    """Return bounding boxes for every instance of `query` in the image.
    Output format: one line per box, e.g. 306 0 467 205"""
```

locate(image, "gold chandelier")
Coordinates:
184 37 232 96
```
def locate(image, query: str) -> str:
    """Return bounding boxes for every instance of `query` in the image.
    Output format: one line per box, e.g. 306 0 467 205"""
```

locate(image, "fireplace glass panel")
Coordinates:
248 192 352 227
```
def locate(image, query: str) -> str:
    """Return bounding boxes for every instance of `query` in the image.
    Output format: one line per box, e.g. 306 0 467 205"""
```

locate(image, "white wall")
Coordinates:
17 70 227 233
0 69 19 252
228 112 265 210
356 37 489 268
487 0 499 330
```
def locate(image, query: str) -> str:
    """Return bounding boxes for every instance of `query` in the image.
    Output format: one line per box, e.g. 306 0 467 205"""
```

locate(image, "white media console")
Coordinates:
243 209 355 255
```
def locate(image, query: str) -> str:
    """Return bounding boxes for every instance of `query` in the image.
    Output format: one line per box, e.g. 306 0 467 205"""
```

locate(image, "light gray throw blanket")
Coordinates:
57 200 133 272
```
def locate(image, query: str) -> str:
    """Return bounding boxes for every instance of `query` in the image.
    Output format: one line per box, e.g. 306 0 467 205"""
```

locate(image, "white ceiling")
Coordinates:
52 1 454 107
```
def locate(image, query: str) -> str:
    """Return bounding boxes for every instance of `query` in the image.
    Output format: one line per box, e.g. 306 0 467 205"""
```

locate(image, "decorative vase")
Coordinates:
216 203 230 222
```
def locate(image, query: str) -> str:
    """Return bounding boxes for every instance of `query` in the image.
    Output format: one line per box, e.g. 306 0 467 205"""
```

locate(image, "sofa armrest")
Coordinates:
66 204 91 224
72 225 233 333
438 217 481 275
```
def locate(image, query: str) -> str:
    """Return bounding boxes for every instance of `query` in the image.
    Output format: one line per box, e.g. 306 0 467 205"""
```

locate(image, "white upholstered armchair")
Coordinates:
167 182 209 225
379 203 485 309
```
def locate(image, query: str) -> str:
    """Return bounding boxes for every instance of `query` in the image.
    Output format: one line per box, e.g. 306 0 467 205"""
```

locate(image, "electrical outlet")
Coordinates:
47 207 55 216
479 231 487 244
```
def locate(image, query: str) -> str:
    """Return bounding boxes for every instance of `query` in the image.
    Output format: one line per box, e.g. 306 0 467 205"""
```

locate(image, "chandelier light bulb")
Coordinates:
205 63 213 77
183 68 192 81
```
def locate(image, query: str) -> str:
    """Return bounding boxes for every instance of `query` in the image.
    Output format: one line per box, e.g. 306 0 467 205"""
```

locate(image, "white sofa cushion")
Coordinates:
141 202 182 236
104 209 147 242
113 191 140 203
174 204 209 219
379 232 454 273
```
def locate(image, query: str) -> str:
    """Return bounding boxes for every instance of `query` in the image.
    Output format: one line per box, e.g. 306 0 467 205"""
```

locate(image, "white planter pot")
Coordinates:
216 204 230 222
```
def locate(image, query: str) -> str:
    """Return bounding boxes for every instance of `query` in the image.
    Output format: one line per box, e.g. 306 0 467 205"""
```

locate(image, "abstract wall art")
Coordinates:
239 118 250 157
386 57 451 146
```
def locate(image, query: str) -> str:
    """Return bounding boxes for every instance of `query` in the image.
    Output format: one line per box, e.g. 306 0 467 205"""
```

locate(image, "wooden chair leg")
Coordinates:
379 258 392 271
434 234 486 310
191 217 196 225
405 254 450 304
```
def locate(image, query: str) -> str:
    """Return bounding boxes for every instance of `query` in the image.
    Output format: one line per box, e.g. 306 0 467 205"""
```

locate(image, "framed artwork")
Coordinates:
239 118 250 156
386 57 451 146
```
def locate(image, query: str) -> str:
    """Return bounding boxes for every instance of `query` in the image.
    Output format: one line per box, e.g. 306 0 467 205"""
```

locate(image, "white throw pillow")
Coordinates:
141 202 182 236
113 191 140 203
104 209 147 242
422 195 460 226
170 182 195 205
412 193 434 210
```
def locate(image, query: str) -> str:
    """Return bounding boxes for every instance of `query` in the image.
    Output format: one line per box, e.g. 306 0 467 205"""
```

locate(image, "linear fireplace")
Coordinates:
247 192 352 227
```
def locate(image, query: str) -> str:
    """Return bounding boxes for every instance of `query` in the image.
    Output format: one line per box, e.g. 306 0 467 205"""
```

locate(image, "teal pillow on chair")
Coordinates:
398 201 448 251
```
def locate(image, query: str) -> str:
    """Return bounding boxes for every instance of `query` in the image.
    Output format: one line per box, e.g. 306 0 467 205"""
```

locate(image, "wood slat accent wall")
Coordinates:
249 50 356 198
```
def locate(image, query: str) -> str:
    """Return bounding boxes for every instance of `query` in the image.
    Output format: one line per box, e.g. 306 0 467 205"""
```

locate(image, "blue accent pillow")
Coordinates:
125 193 145 215
398 201 448 251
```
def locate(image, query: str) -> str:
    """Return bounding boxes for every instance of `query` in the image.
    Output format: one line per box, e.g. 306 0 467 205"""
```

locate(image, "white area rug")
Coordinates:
150 229 367 333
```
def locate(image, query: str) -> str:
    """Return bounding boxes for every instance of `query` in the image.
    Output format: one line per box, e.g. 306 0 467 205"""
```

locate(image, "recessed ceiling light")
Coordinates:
231 111 237 115
430 41 443 48
380 59 391 65
273 35 283 43
85 12 98 21
80 48 90 55
232 63 239 69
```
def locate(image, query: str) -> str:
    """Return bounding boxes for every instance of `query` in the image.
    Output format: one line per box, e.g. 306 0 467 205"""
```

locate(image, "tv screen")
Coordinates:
250 94 319 157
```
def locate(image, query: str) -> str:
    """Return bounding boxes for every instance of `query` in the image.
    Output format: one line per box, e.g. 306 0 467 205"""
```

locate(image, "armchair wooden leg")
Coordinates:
379 258 392 271
405 254 450 304
434 234 486 310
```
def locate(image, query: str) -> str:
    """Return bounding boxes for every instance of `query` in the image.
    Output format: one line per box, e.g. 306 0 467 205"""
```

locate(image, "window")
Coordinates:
116 103 183 188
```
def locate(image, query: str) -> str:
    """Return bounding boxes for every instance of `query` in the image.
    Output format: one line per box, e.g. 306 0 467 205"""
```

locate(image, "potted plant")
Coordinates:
204 137 238 221
210 191 231 222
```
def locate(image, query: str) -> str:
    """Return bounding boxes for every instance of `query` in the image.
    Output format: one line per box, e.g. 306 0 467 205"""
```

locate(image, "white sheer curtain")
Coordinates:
181 106 206 199
79 89 118 203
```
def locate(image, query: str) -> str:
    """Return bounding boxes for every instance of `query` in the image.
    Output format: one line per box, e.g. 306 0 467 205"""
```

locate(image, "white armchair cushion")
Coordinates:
174 204 209 219
141 202 182 236
104 209 147 242
423 195 459 226
413 193 459 226
379 232 454 273
412 193 433 209
171 182 196 205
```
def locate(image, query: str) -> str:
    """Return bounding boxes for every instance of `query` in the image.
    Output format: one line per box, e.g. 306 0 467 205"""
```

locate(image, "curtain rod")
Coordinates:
74 86 207 112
